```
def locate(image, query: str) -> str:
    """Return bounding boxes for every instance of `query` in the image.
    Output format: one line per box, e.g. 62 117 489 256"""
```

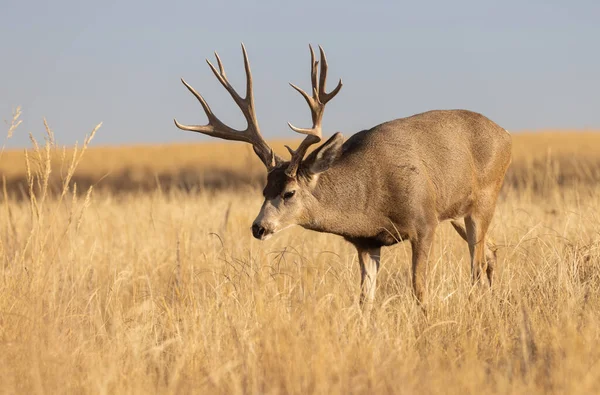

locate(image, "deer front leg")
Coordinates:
357 247 381 312
410 227 435 306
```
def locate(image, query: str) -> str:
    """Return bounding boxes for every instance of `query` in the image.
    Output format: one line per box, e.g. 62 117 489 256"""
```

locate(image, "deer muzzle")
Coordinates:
251 222 274 240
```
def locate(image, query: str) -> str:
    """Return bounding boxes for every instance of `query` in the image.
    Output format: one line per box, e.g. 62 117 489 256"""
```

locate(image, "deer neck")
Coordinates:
301 165 368 235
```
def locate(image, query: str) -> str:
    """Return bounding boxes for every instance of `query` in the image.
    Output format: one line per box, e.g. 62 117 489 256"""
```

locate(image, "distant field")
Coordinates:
1 130 599 197
1 125 600 393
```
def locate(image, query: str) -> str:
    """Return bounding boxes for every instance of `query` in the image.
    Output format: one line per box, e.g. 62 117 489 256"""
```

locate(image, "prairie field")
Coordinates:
1 116 600 394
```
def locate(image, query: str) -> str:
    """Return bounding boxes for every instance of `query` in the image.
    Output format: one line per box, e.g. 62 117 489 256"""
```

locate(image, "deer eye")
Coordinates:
282 190 296 200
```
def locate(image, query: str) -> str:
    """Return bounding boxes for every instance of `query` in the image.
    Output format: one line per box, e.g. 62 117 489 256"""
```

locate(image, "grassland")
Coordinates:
0 115 599 394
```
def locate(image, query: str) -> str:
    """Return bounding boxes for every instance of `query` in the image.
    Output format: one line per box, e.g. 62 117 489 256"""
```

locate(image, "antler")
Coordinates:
285 45 343 178
174 43 281 170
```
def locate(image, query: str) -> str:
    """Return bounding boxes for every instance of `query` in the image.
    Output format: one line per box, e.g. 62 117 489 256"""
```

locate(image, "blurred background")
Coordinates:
1 0 599 148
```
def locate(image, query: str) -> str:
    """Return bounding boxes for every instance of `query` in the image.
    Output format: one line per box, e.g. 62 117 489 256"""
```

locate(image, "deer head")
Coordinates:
175 44 343 240
252 45 343 240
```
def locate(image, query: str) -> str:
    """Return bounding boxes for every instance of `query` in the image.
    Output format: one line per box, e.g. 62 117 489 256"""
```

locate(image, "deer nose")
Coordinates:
251 223 266 239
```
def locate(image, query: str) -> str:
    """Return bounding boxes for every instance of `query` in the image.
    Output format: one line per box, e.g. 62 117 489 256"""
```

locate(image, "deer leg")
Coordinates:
357 247 381 311
451 219 497 286
485 247 496 286
410 227 435 306
464 212 493 287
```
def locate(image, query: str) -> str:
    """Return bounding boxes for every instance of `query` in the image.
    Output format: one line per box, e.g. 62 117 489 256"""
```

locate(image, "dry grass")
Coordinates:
1 116 600 394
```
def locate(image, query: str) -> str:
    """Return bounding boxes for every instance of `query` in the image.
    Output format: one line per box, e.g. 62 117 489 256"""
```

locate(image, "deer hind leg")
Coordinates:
451 220 497 286
464 208 495 287
357 247 381 312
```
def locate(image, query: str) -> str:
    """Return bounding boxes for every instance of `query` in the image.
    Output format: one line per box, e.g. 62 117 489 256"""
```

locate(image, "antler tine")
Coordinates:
310 45 318 97
174 78 238 138
285 45 343 178
174 44 280 170
206 52 244 113
241 43 254 105
318 45 343 104
214 51 226 76
174 78 215 132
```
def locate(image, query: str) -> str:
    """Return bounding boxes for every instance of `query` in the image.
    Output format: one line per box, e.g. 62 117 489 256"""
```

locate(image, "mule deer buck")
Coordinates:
174 44 512 307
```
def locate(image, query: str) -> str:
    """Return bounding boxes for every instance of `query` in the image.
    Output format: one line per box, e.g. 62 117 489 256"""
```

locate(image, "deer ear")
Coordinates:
303 132 344 175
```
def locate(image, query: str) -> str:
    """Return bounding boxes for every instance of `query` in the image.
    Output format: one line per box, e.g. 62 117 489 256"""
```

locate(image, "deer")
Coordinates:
174 44 512 308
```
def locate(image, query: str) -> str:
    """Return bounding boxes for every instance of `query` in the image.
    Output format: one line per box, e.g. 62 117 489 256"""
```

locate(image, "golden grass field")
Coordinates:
1 111 600 394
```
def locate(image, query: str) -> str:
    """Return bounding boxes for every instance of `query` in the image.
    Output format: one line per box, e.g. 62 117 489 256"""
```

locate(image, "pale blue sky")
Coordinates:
1 0 599 148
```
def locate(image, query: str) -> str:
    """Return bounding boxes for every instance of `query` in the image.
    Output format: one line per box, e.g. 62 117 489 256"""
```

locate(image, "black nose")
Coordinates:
252 224 266 239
